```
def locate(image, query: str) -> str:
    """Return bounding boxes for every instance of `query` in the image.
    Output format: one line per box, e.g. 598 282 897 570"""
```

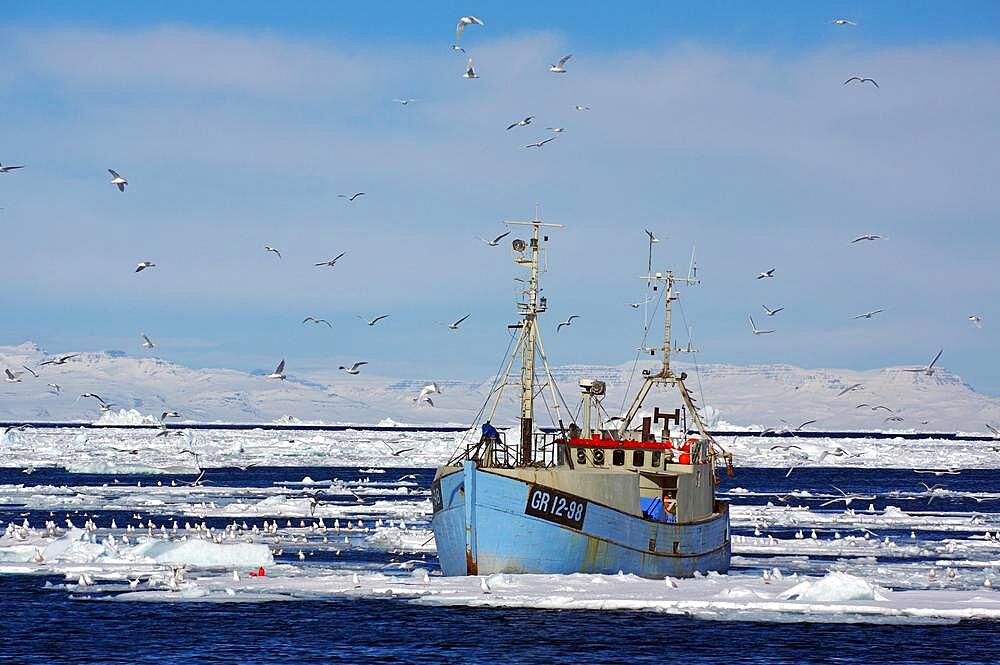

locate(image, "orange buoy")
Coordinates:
679 452 691 464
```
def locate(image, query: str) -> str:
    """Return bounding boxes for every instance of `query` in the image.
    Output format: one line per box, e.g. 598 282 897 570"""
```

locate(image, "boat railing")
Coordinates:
462 430 561 469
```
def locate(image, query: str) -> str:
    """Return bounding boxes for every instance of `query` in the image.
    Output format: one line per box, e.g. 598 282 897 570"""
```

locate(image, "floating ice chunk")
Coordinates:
779 571 888 602
130 539 273 568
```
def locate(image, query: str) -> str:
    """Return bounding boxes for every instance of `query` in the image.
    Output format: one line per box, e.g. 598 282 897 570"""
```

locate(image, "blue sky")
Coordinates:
1 2 999 392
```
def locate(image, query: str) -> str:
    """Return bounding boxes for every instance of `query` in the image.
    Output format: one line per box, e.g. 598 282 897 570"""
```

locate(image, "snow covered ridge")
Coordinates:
2 341 999 430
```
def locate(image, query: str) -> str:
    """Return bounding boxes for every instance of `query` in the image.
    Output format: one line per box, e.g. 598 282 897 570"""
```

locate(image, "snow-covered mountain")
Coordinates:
1 342 997 431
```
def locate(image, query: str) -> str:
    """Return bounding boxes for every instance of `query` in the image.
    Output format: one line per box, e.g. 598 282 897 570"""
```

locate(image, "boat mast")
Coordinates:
506 212 563 465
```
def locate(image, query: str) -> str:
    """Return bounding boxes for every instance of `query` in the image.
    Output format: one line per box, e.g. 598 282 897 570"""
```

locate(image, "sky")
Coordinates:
1 2 999 393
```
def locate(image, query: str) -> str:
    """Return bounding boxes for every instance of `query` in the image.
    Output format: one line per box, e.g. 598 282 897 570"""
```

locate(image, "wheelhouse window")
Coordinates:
612 449 625 466
651 451 662 467
632 450 645 467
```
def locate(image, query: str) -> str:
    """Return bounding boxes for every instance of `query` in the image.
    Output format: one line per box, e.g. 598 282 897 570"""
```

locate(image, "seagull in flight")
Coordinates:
47 383 61 394
141 334 155 349
39 353 78 366
853 309 884 319
480 231 511 246
392 99 415 106
315 253 346 267
450 44 466 54
379 440 415 457
837 383 864 397
627 298 652 309
4 369 20 383
506 116 533 131
762 305 784 316
455 15 484 40
549 54 572 74
969 315 983 329
266 360 286 380
844 76 879 88
160 411 181 421
831 19 857 26
645 229 659 244
574 105 590 111
135 261 156 273
0 163 25 173
756 268 775 280
748 315 775 335
851 234 883 243
448 314 471 330
557 315 580 332
78 393 108 406
546 127 567 133
413 383 441 403
20 365 38 379
264 246 281 258
363 314 390 327
302 317 333 328
463 58 480 79
338 192 365 202
903 349 944 376
525 137 557 149
339 361 368 375
108 169 128 191
820 485 876 508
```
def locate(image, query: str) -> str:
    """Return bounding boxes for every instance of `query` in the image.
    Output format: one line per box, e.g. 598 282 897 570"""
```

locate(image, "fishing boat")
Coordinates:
431 213 734 578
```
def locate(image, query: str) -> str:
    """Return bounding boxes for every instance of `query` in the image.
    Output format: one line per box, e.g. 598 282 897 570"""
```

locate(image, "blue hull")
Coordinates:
431 462 730 578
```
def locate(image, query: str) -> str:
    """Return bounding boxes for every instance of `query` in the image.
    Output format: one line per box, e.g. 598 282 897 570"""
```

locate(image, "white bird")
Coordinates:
414 383 441 403
851 234 882 243
20 365 38 378
627 298 652 309
135 261 156 272
39 353 79 366
266 359 286 380
463 58 480 79
525 137 557 149
47 383 61 394
480 577 492 594
844 76 879 88
549 54 572 73
416 395 434 407
4 369 20 383
315 252 346 267
480 231 511 246
969 315 983 329
557 315 580 332
338 192 365 202
831 18 857 26
450 44 466 54
762 304 784 316
574 105 590 111
264 245 281 258
302 316 333 328
352 572 361 588
756 268 775 279
0 163 25 173
853 309 884 319
141 333 155 349
363 314 390 326
506 116 533 131
448 314 471 330
546 127 567 133
903 349 944 376
455 16 484 40
108 169 128 191
232 570 240 582
160 410 181 421
392 98 416 106
837 383 863 397
339 361 368 375
748 315 775 336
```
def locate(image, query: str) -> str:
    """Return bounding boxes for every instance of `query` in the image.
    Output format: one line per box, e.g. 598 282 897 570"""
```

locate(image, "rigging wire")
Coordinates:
618 284 666 416
676 295 708 424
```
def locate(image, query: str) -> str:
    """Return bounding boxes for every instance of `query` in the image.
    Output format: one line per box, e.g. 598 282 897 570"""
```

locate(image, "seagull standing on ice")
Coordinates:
339 361 368 375
844 76 879 88
756 268 775 280
108 169 128 191
141 334 155 349
455 16 484 40
557 315 580 332
463 59 480 79
549 54 572 73
264 246 282 258
480 231 511 246
266 360 286 380
135 261 156 272
748 315 775 335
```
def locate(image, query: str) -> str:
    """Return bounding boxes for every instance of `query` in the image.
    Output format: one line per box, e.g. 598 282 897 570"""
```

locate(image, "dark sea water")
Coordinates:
1 466 998 665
